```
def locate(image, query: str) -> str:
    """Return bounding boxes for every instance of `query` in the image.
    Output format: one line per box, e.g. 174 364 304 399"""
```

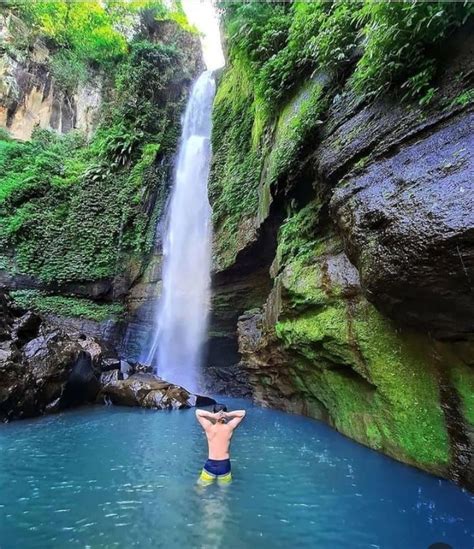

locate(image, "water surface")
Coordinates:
1 399 473 549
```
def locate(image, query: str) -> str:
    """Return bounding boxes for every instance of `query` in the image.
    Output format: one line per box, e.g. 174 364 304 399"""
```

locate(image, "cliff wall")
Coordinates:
208 3 474 489
0 5 203 351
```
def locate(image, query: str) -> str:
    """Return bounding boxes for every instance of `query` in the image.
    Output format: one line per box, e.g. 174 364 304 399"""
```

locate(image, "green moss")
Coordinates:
209 54 330 270
280 252 350 316
450 362 474 426
275 207 348 312
276 299 450 469
9 290 124 322
276 201 323 267
353 303 450 466
281 260 329 310
0 37 191 284
268 194 452 471
276 304 363 374
266 80 328 186
209 58 265 269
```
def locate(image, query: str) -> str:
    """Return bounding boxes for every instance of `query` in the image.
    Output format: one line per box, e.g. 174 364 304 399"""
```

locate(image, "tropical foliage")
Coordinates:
218 0 474 110
0 2 195 284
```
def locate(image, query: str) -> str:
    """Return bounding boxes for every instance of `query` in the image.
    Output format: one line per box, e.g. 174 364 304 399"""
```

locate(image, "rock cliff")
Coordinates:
0 5 203 353
208 4 474 489
0 13 102 140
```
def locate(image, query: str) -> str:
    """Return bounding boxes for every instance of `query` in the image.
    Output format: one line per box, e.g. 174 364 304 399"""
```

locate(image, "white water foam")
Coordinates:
145 71 216 392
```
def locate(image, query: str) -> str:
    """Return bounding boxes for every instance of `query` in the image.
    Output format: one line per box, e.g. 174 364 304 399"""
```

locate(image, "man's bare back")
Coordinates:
196 406 246 484
204 420 233 459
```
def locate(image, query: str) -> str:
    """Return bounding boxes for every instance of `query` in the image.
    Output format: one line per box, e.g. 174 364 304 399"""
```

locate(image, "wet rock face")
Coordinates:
0 13 102 140
331 112 474 339
201 363 252 399
204 231 277 397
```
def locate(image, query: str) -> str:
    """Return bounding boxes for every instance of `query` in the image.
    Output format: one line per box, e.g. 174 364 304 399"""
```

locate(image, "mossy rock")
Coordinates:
9 290 124 323
276 299 452 471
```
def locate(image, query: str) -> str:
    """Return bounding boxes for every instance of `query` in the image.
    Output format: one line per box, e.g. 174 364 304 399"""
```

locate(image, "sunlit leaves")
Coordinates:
221 0 473 110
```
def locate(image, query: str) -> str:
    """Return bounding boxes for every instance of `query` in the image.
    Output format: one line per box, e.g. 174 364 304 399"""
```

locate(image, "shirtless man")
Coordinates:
195 404 246 485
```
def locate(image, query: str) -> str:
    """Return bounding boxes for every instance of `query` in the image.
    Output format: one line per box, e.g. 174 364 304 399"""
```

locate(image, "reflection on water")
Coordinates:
196 485 231 549
0 399 473 549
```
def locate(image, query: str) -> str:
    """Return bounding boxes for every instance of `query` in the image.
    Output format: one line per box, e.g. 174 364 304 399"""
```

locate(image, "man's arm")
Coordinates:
195 409 216 429
225 410 246 430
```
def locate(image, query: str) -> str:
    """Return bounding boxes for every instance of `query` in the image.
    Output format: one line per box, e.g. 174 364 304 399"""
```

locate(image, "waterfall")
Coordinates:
145 71 216 392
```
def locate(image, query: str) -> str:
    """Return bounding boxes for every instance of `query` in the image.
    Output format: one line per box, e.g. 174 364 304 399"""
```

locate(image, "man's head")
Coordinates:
213 403 228 423
213 403 228 414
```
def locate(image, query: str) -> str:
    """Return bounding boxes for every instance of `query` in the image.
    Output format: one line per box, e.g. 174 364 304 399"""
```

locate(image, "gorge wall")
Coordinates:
0 4 202 356
1 1 473 492
0 13 102 141
207 3 474 489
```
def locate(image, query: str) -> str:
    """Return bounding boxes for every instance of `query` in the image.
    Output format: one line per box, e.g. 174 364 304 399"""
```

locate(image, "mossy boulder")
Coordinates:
237 220 474 489
211 5 474 492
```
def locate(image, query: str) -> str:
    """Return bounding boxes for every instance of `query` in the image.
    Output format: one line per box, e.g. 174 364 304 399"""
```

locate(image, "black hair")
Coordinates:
213 403 228 413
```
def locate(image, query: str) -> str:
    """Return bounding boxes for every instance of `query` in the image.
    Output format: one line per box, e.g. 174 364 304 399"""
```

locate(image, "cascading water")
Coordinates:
144 71 216 392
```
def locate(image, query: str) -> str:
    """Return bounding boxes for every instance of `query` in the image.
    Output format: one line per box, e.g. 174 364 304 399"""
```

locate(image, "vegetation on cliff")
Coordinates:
9 289 124 322
5 0 195 89
0 1 199 290
211 0 473 268
213 1 474 487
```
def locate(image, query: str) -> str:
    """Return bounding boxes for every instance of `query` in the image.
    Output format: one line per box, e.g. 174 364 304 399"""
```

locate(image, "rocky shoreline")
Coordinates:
0 292 214 422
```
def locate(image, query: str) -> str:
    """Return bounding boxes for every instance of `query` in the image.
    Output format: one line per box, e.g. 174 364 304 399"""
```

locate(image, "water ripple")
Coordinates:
0 400 473 549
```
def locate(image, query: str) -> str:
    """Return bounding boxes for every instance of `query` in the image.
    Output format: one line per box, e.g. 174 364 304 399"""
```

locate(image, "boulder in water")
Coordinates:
60 350 101 409
99 373 194 409
100 369 123 386
99 372 216 410
0 291 117 420
1 328 96 420
194 395 217 407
